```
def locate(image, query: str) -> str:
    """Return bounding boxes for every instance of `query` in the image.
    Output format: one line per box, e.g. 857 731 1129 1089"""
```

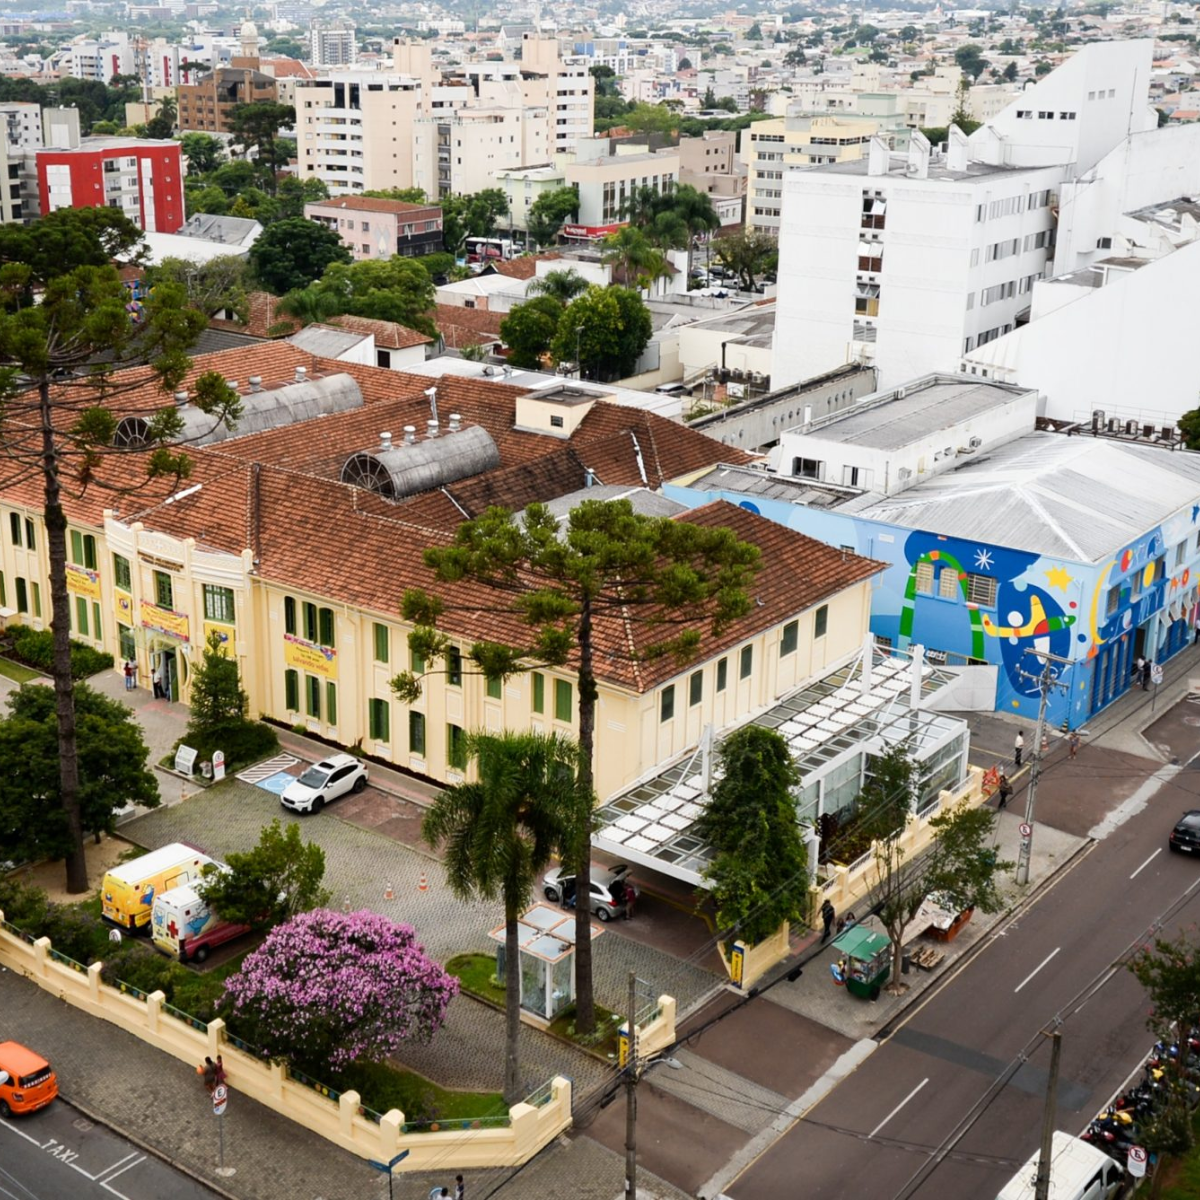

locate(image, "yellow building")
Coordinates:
0 342 883 803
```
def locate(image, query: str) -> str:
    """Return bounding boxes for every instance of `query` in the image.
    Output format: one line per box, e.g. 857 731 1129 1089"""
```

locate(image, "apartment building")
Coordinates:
493 164 569 234
305 195 443 260
37 137 185 233
310 22 356 68
0 102 40 223
177 62 277 134
520 35 593 157
563 138 680 230
65 31 134 82
414 103 548 200
678 130 745 228
295 74 423 196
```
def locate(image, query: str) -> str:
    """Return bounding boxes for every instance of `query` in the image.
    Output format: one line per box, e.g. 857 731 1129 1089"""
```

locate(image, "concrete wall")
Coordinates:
0 922 572 1171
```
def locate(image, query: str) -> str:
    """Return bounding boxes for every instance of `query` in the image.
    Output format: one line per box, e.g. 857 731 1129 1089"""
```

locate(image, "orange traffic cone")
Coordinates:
418 872 428 893
384 882 394 901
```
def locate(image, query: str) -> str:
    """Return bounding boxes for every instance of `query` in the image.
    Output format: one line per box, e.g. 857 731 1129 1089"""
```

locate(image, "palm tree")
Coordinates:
277 285 342 327
601 226 660 286
422 730 582 1104
527 269 589 306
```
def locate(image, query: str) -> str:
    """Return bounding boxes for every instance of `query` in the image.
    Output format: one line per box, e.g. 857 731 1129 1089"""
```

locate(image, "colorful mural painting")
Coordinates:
664 481 1200 729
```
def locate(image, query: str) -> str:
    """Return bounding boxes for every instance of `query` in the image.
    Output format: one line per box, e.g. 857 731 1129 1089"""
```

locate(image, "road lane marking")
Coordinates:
869 1077 928 1139
1130 849 1162 880
100 1156 145 1200
1014 947 1060 993
94 1152 140 1183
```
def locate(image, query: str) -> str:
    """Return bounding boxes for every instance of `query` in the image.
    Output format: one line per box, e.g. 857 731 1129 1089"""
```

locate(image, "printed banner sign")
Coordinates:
203 622 236 656
141 600 191 643
284 632 338 679
66 564 101 602
115 589 133 622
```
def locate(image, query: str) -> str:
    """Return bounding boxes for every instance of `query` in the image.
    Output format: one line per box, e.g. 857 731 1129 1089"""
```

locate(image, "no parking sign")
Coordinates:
1128 1146 1147 1179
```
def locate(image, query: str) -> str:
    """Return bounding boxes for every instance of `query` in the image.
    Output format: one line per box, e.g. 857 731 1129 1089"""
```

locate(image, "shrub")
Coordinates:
99 944 182 995
40 901 113 965
0 875 49 928
177 720 278 775
7 626 114 679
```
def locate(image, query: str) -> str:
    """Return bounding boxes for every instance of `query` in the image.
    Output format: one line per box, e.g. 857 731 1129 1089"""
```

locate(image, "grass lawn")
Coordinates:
446 952 507 1006
549 1003 623 1060
339 1060 505 1124
0 656 41 684
1157 1110 1200 1199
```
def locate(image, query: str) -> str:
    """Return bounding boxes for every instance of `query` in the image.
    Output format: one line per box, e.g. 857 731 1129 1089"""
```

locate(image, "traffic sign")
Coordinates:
1019 823 1032 838
1128 1146 1148 1178
1151 664 1164 685
212 1084 228 1116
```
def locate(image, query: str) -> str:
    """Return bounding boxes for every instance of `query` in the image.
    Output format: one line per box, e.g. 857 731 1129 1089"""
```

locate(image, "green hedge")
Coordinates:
6 626 114 679
176 719 279 775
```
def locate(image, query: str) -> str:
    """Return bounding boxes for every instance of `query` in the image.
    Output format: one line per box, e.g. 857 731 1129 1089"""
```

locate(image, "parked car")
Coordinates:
280 754 368 815
543 863 637 921
0 1042 58 1117
1169 809 1200 852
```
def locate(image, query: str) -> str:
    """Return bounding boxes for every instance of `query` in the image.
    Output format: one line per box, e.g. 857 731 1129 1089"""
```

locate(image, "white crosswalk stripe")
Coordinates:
236 753 299 784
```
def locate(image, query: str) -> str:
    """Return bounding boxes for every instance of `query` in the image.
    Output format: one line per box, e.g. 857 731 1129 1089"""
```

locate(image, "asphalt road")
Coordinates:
727 751 1200 1199
0 1095 218 1200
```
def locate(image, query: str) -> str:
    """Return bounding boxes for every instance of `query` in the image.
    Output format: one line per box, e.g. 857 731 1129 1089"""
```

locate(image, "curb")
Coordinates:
57 1089 242 1200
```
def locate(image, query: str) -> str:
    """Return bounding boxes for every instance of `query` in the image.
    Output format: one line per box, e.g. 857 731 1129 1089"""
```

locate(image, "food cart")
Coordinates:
832 926 892 1000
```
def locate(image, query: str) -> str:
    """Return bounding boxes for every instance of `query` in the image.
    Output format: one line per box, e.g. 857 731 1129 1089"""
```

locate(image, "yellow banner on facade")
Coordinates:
203 622 236 656
284 632 337 679
66 564 101 602
115 589 134 624
140 600 191 643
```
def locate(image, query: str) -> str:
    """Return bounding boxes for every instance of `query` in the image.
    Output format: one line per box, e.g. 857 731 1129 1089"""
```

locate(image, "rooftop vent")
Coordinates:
404 425 416 445
448 413 462 432
340 424 500 501
295 366 307 383
380 431 393 450
173 389 188 406
226 379 238 392
427 419 440 439
248 375 263 393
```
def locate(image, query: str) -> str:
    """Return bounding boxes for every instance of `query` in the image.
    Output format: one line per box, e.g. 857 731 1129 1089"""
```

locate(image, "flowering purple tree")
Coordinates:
223 909 458 1073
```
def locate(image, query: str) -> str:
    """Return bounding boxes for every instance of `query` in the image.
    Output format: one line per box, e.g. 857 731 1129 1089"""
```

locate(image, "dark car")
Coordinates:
1169 810 1200 852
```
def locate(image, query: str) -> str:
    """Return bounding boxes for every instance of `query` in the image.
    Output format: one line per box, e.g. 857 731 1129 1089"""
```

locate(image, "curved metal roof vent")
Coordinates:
340 423 500 501
114 416 151 448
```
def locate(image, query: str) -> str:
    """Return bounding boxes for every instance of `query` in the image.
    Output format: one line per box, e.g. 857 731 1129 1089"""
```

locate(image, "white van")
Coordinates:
997 1133 1123 1200
151 878 250 963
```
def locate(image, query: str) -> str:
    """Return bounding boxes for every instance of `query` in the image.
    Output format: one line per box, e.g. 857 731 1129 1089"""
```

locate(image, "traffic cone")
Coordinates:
384 882 394 901
418 872 428 893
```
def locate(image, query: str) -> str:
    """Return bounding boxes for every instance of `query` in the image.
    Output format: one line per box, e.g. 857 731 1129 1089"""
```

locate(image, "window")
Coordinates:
303 601 317 641
74 595 88 636
660 684 675 722
318 606 335 648
369 697 390 740
69 530 97 569
554 679 572 722
411 646 426 675
8 512 19 546
550 414 564 429
326 682 338 726
740 645 753 679
92 602 101 641
203 584 235 624
409 711 426 755
532 671 545 713
938 567 959 600
1177 541 1188 568
1106 584 1120 616
689 670 703 706
814 604 828 639
285 668 299 710
24 519 33 551
118 623 135 660
153 570 174 610
373 622 389 663
486 675 502 700
284 595 296 634
966 573 997 607
306 675 321 718
781 620 799 656
113 553 132 591
716 657 728 692
792 457 822 480
31 582 40 618
915 561 935 594
15 576 27 613
447 723 467 771
447 646 462 686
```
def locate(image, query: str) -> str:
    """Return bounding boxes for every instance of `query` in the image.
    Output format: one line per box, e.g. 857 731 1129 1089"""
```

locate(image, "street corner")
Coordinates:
1143 690 1200 764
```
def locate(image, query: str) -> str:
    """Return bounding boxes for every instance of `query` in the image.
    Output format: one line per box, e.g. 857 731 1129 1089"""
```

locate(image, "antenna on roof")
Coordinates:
425 386 438 425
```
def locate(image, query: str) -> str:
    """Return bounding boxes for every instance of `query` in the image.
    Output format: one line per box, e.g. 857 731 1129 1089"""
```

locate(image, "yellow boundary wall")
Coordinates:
0 917 572 1172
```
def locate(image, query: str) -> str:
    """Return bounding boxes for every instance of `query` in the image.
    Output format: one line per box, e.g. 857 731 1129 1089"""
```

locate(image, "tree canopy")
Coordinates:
550 285 653 381
248 216 351 294
280 255 438 337
710 229 778 290
440 188 510 251
526 186 580 247
498 295 563 369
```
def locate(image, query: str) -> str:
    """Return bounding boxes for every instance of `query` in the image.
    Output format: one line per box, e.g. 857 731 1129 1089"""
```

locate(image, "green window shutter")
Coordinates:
781 620 798 656
113 554 131 591
15 577 27 613
84 535 96 570
409 711 426 755
486 675 502 700
373 623 389 663
306 675 321 717
92 602 101 641
716 657 727 692
660 685 675 722
303 602 317 642
285 669 299 710
532 672 545 713
448 723 466 770
411 647 426 674
739 645 753 679
31 582 39 618
76 595 88 636
284 596 297 635
319 607 335 648
554 679 572 722
24 519 34 552
814 605 828 638
689 670 702 706
70 530 83 564
370 698 390 741
326 682 338 726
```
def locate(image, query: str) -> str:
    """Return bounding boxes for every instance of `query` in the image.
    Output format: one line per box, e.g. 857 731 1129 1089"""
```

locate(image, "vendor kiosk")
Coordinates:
833 926 891 1000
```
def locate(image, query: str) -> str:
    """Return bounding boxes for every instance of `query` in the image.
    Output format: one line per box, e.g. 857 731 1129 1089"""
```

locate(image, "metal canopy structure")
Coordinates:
591 644 966 888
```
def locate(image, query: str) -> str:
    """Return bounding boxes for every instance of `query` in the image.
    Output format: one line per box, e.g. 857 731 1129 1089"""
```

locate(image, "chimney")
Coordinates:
867 135 890 176
248 375 263 393
403 425 416 444
173 389 188 407
380 431 393 450
427 419 440 439
946 124 969 173
448 413 462 432
585 468 595 487
295 366 307 383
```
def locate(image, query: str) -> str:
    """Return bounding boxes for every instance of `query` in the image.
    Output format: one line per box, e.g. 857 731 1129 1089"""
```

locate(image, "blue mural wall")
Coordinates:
664 483 1200 728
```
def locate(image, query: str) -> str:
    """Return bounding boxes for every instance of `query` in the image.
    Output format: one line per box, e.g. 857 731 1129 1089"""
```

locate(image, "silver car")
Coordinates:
542 863 636 921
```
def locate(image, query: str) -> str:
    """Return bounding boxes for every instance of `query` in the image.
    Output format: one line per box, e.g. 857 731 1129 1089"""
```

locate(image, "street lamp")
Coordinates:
575 324 585 380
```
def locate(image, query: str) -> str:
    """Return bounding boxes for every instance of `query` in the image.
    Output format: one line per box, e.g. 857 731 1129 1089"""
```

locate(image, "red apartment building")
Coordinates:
37 137 185 233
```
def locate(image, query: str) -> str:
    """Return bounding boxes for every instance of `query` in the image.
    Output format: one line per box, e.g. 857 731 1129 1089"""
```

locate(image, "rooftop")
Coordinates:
812 154 1028 184
688 462 859 511
287 324 367 359
305 196 442 216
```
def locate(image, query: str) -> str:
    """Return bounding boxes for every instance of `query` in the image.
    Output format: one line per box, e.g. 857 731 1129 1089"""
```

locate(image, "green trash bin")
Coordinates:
833 926 891 1000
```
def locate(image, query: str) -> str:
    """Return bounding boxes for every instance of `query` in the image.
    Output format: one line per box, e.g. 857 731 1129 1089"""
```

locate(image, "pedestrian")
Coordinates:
428 1188 450 1200
200 1056 217 1093
1194 618 1200 645
1143 659 1153 691
1135 655 1146 687
152 660 164 699
1068 730 1080 760
997 771 1013 810
843 910 857 929
214 1055 227 1088
455 1175 465 1200
820 898 835 943
1040 731 1049 758
1014 731 1024 767
123 659 135 690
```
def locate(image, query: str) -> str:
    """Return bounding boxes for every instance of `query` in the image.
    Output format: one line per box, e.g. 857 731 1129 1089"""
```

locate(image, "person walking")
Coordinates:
1143 659 1153 691
1014 731 1024 767
820 898 835 943
151 660 164 699
1135 655 1146 688
1068 730 1080 760
997 771 1013 810
123 659 136 691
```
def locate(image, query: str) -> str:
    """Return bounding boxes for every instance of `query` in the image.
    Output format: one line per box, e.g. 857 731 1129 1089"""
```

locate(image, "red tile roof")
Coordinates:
491 253 562 281
208 291 300 340
435 304 505 349
327 313 433 350
307 196 442 218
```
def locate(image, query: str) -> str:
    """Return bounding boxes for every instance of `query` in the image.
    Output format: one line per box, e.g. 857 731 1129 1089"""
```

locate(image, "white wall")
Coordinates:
962 240 1200 426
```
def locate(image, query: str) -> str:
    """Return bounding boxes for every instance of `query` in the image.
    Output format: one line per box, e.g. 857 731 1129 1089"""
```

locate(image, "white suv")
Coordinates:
280 754 368 815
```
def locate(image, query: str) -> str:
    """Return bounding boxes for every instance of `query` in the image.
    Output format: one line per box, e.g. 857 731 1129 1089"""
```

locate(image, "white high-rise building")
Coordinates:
771 40 1159 392
67 31 135 82
310 23 356 68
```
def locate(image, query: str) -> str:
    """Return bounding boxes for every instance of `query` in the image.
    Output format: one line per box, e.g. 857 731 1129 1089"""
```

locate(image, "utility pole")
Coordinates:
1014 649 1071 886
1034 1030 1063 1200
625 970 638 1198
